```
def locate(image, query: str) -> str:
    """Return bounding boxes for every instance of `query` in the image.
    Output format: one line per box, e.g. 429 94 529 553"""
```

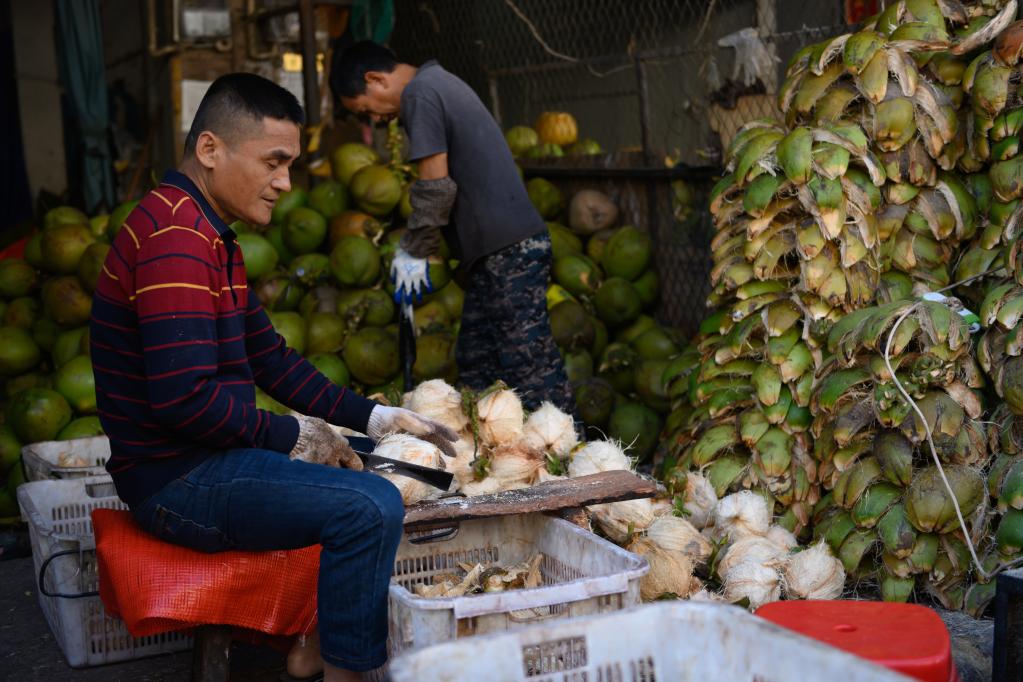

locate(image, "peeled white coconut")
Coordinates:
402 380 469 433
723 561 782 609
783 543 846 600
373 434 444 505
627 537 694 601
590 499 659 544
765 525 798 552
689 587 729 604
568 439 631 477
646 515 714 567
522 402 578 458
477 387 524 446
714 491 770 541
716 535 787 580
486 443 545 489
683 473 717 529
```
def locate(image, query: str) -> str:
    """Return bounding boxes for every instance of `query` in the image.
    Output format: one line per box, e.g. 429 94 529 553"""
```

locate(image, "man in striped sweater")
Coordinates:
91 73 456 681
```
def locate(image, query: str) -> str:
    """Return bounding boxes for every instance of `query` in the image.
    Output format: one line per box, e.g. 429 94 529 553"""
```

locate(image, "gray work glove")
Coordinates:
290 415 363 470
366 405 459 458
401 177 457 258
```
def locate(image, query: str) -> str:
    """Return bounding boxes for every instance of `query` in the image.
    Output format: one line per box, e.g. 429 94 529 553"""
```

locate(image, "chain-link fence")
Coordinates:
389 0 850 335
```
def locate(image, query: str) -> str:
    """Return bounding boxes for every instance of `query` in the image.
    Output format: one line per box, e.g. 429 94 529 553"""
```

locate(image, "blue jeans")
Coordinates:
130 447 404 672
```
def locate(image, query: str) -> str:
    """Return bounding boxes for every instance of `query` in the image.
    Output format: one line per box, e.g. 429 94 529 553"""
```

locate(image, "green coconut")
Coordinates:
328 211 385 247
107 199 139 237
308 353 351 386
23 233 43 269
505 126 540 157
411 300 449 335
632 269 659 307
4 297 40 330
0 425 21 475
434 281 465 319
553 253 602 297
308 180 349 219
330 236 381 287
54 355 96 413
996 508 1023 555
336 288 395 328
609 401 662 462
284 207 328 254
57 416 104 440
526 178 564 219
306 312 346 354
332 143 380 185
52 328 87 368
590 316 609 359
595 277 642 327
41 276 91 327
616 315 657 344
237 233 280 280
288 253 331 286
597 342 640 394
77 243 110 293
271 188 307 225
0 327 41 377
549 300 595 352
255 272 304 311
41 224 95 275
31 317 59 353
567 380 612 433
269 311 307 354
563 349 594 383
586 228 616 262
349 165 402 216
413 331 457 382
567 138 603 155
601 225 651 280
524 143 564 158
0 259 38 299
548 222 582 259
6 388 72 443
634 359 670 413
905 465 985 533
343 327 399 385
43 206 89 231
631 327 679 360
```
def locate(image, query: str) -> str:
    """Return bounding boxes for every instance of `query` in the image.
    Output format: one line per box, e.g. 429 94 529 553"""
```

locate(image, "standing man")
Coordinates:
330 41 576 414
91 73 457 681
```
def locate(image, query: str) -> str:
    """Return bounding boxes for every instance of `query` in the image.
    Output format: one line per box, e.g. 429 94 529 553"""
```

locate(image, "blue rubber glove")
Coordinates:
391 248 433 306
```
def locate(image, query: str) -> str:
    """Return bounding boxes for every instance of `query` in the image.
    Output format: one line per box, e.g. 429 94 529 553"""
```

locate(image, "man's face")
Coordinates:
206 117 301 226
341 71 401 124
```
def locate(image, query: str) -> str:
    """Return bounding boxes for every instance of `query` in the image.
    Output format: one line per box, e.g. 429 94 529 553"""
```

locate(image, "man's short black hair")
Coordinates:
184 73 304 154
330 41 399 99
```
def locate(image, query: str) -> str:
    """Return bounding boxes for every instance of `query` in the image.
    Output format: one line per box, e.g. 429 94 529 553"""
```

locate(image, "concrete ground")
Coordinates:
0 556 288 682
0 551 997 682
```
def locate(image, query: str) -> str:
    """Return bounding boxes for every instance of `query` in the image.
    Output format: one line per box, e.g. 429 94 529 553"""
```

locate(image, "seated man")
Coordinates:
90 72 456 682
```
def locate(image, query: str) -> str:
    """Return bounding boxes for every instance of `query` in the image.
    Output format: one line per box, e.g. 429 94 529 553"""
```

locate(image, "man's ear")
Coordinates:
194 130 221 170
364 70 388 89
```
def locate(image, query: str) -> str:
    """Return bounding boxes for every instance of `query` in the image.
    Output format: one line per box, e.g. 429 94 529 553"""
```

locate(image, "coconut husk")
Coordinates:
477 388 525 446
723 561 782 609
521 402 579 458
568 439 631 477
569 189 619 235
683 473 718 529
373 434 445 505
627 537 695 601
765 525 799 552
717 535 788 579
403 379 469 433
783 543 846 600
646 515 714 567
714 491 771 541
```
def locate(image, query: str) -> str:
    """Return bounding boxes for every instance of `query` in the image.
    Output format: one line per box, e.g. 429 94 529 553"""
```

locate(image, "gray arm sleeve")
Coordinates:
407 176 458 231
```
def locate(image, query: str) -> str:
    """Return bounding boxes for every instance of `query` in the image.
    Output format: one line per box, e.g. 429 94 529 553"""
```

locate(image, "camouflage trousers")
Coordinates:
456 233 576 414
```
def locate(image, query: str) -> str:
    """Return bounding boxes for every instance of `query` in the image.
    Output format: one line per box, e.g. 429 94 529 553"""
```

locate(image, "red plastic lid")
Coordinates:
756 600 952 682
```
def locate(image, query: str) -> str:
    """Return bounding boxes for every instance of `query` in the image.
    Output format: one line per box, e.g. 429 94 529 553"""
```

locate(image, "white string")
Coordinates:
883 302 991 580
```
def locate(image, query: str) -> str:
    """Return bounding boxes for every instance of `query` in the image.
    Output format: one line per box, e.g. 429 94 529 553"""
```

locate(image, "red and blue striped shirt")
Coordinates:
91 170 376 507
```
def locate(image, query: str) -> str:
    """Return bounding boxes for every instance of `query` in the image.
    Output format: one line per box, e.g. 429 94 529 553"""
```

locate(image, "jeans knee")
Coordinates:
372 478 406 540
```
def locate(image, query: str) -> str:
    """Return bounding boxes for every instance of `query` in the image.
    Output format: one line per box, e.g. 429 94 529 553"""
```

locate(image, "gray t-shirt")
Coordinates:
400 61 546 269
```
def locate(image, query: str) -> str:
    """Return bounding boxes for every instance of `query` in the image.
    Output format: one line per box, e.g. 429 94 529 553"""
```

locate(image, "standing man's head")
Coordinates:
330 41 414 123
183 73 303 226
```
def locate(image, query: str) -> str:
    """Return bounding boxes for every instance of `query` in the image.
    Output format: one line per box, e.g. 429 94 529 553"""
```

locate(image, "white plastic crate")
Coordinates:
21 436 111 482
16 476 191 667
389 601 908 682
387 514 648 657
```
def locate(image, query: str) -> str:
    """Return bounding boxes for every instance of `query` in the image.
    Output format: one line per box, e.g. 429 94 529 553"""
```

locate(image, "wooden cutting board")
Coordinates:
402 470 657 530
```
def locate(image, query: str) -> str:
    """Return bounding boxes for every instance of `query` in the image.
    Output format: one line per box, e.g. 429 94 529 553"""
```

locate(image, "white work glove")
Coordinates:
367 405 459 458
290 415 363 470
391 248 433 307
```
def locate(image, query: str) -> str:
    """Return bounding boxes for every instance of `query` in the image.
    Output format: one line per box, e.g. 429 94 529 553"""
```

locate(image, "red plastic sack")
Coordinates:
0 235 29 261
93 509 321 638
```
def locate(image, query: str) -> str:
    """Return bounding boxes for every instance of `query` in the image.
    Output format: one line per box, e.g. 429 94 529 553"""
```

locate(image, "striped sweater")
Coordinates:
91 170 376 507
